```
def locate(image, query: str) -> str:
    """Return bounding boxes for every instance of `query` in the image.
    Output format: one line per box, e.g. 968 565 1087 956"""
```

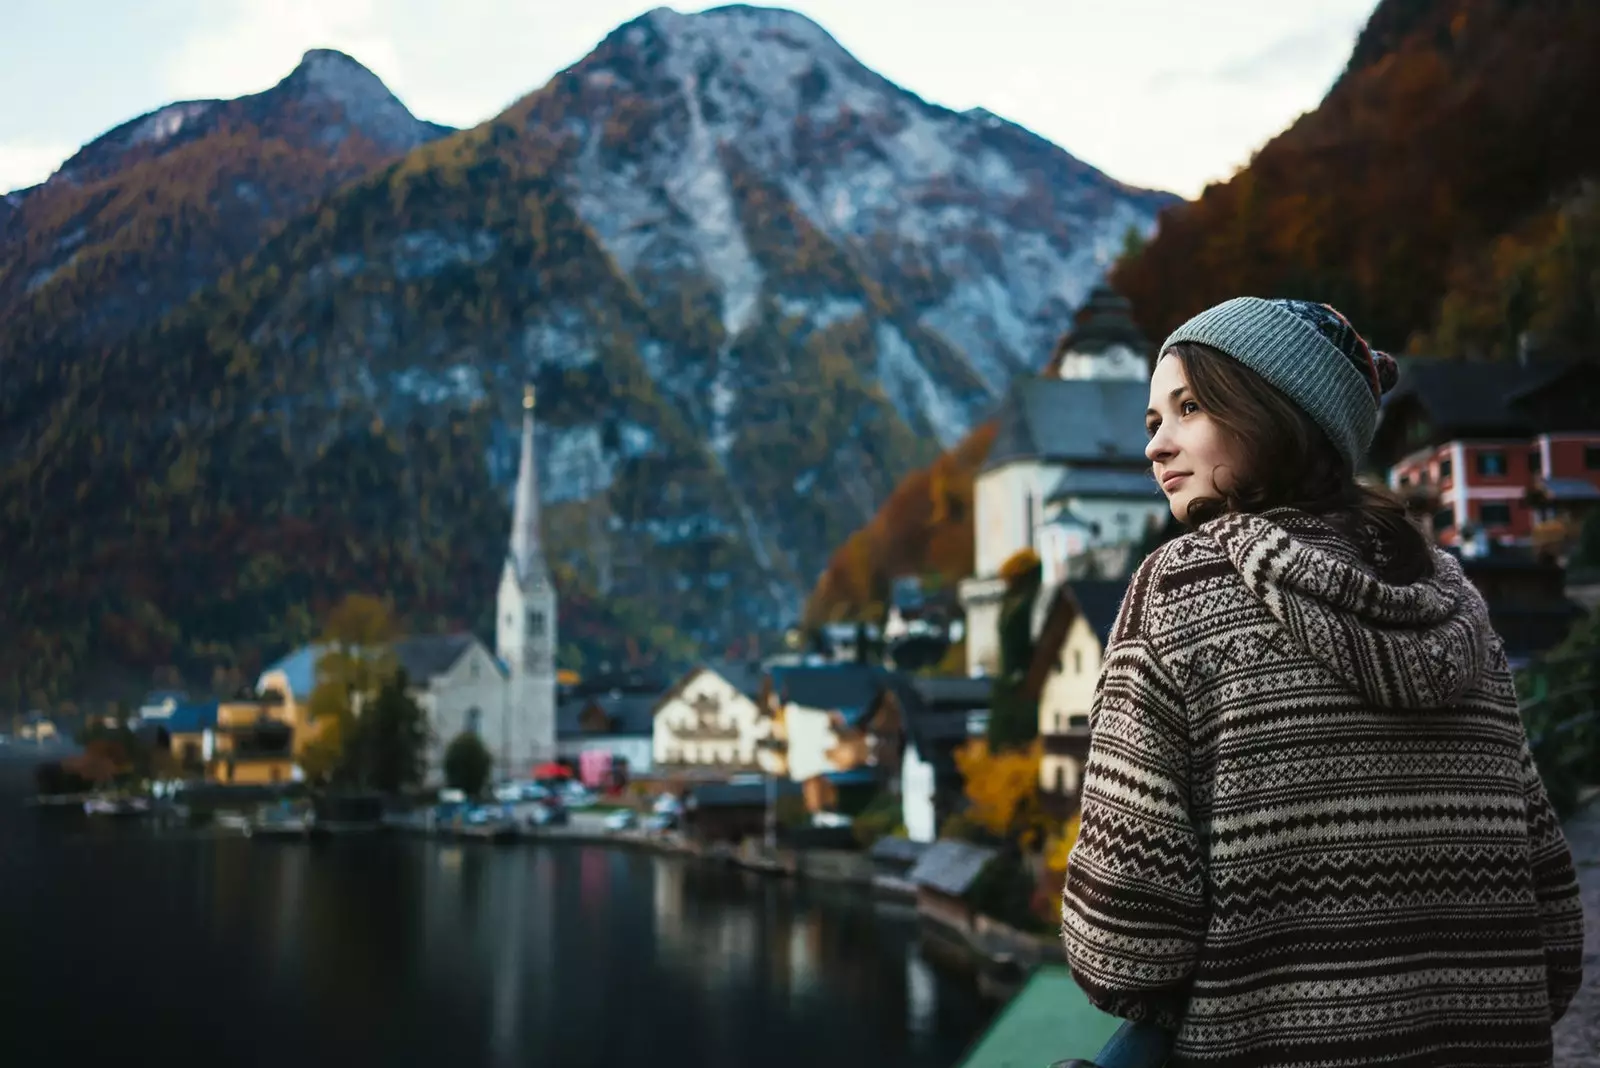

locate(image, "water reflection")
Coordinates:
3 817 995 1068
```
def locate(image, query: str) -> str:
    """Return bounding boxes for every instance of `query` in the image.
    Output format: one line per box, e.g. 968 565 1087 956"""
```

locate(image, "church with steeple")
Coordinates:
254 383 559 786
496 384 559 768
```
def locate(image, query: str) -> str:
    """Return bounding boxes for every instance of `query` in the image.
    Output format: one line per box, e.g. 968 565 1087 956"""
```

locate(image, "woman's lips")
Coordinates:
1160 472 1190 491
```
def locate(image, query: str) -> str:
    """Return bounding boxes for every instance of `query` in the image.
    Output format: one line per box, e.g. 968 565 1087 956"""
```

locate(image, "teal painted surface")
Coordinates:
956 966 1126 1068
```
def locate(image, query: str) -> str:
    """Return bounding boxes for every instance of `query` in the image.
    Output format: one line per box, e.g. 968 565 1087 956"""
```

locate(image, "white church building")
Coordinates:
957 286 1167 677
258 384 558 784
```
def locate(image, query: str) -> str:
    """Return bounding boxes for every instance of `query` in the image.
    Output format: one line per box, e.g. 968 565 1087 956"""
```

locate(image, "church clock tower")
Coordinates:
496 384 558 774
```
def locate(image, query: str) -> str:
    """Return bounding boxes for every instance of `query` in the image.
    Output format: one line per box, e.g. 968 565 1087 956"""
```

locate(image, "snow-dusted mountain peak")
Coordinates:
281 48 448 150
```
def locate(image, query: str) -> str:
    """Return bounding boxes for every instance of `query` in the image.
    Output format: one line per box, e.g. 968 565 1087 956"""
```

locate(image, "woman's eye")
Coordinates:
1144 421 1159 438
1181 400 1200 416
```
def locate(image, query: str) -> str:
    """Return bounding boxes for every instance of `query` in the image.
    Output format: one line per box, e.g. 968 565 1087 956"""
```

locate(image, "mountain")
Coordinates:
0 6 1172 706
805 0 1600 625
1110 0 1600 354
0 49 451 359
511 5 1174 417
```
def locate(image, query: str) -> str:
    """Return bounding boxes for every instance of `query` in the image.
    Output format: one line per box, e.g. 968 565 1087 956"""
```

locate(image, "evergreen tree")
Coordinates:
444 730 493 797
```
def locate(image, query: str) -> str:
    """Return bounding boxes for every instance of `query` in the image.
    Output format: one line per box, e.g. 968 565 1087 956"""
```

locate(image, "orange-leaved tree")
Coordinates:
952 737 1048 848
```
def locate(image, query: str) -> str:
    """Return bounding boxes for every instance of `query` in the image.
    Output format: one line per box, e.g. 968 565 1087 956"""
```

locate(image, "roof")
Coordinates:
261 634 499 699
983 377 1152 472
1540 477 1600 502
687 778 803 809
908 840 997 896
697 659 765 699
1045 466 1162 501
910 676 992 711
160 701 218 733
557 693 658 738
769 663 889 723
259 644 327 700
1044 284 1151 367
1378 358 1571 442
868 836 931 866
1023 579 1129 702
903 708 980 776
392 633 483 683
953 965 1125 1068
1070 580 1130 647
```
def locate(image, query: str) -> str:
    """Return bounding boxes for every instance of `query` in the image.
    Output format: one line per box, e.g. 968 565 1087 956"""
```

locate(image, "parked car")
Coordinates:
602 809 636 831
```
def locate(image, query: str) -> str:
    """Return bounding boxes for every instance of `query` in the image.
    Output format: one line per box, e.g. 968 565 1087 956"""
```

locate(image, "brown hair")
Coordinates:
1166 342 1434 583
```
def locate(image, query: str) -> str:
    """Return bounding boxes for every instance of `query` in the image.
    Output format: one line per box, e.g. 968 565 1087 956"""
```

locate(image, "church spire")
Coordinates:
510 383 546 584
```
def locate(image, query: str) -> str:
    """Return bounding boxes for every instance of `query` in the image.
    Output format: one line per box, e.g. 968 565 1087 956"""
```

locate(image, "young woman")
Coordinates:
1061 297 1585 1067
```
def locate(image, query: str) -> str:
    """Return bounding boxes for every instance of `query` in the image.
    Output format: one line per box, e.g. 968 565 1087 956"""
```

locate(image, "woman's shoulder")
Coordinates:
1111 530 1237 645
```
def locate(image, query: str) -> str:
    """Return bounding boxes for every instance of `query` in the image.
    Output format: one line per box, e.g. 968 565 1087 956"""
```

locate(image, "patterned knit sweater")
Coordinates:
1062 509 1585 1067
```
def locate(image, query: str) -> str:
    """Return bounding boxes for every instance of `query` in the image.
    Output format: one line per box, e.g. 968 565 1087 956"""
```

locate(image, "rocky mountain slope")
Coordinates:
0 5 1174 704
0 49 451 361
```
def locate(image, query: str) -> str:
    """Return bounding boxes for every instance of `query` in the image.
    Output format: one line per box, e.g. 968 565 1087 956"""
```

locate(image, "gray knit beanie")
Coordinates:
1158 297 1400 471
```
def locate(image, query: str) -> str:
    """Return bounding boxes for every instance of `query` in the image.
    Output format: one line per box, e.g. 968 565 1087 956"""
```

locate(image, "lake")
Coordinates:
0 760 997 1067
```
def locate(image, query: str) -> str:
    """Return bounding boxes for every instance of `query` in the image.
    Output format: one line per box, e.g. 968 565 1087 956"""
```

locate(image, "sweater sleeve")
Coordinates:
1062 636 1206 1030
1518 737 1585 1022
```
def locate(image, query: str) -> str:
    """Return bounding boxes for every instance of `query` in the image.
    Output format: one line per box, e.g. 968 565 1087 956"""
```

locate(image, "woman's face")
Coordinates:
1145 352 1246 523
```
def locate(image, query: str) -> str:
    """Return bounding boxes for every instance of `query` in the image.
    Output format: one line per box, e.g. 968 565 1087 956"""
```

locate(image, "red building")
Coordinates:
1372 359 1600 549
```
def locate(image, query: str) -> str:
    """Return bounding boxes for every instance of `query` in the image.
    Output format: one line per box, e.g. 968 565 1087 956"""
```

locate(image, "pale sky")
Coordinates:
1 0 1378 199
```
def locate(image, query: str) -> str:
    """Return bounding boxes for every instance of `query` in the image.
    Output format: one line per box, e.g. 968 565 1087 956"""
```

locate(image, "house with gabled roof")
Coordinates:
959 291 1165 677
1373 357 1600 549
1025 578 1129 818
557 690 658 786
651 661 769 774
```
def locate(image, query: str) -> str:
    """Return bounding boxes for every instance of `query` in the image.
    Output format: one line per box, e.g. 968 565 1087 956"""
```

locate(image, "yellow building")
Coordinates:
1026 580 1128 816
206 698 297 785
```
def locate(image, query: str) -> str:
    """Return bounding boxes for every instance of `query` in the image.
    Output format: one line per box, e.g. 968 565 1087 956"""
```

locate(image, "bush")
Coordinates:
443 731 493 797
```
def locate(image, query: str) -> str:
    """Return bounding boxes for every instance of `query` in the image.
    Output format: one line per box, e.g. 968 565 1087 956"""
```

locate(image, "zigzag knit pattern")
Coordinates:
1062 509 1585 1067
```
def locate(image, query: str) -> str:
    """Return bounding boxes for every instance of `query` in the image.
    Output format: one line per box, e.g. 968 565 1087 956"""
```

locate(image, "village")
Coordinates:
19 288 1600 1021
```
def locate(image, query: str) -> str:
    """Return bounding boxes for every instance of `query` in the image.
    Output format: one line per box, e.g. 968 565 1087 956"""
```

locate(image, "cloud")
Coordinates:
1147 14 1367 92
0 140 74 194
161 0 404 104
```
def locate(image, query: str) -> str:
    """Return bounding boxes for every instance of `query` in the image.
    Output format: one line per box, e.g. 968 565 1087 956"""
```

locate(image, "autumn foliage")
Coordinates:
1111 0 1600 355
952 737 1047 847
805 420 997 624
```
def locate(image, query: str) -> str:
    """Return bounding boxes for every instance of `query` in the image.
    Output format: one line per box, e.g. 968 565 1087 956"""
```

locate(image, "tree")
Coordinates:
306 593 399 783
62 738 131 787
346 669 429 794
1570 509 1600 577
1517 606 1600 818
988 550 1042 749
444 730 493 797
952 737 1047 847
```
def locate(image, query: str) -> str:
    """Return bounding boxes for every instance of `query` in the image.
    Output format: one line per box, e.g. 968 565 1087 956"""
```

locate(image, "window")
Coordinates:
466 707 482 736
1433 508 1455 531
1068 713 1089 729
1476 451 1506 477
1479 503 1512 527
1439 458 1453 480
1397 473 1410 488
1072 649 1083 675
526 610 545 637
1587 445 1600 471
1528 449 1542 477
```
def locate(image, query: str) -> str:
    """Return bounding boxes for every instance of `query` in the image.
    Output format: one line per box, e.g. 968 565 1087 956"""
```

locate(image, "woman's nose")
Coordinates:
1145 426 1174 463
